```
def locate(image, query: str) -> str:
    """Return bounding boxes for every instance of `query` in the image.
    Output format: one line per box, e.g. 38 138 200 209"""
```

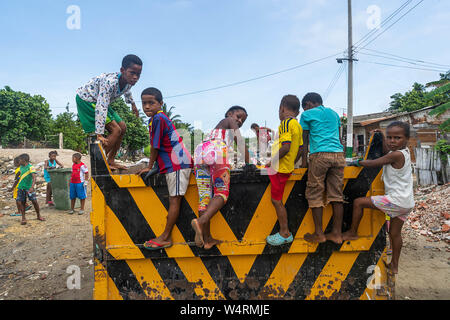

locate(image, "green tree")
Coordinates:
162 103 182 126
109 98 149 155
50 103 87 152
388 82 448 113
0 86 53 146
426 71 450 132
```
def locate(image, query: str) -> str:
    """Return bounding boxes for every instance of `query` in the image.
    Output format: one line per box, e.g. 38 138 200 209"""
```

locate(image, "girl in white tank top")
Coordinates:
343 122 414 275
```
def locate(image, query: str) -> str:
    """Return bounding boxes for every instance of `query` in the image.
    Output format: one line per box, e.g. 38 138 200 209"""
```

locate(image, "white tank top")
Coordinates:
382 148 415 209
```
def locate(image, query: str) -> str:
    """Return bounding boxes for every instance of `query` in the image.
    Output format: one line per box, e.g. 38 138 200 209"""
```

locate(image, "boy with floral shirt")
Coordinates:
76 54 142 169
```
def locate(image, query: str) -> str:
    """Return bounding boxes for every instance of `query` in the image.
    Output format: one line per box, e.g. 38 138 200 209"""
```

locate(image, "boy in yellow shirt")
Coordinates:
266 95 303 246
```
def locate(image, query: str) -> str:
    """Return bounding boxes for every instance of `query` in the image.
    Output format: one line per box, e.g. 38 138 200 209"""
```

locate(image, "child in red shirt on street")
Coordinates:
69 153 89 215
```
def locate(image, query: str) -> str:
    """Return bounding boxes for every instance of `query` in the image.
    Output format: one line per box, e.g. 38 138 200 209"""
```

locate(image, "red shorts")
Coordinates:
269 170 291 201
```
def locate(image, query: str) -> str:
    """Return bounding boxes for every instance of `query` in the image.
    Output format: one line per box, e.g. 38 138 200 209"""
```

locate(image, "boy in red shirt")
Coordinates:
69 153 89 215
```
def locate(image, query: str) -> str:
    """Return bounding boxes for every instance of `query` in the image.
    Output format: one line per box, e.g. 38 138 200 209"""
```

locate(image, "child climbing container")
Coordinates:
90 133 394 300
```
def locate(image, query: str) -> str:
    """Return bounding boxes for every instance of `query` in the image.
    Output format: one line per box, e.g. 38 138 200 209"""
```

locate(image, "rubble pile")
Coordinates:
404 183 450 244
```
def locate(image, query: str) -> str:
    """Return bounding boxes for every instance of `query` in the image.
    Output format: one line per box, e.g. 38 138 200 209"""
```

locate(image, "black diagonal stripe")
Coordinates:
152 181 243 300
337 224 387 300
104 253 146 300
91 144 201 299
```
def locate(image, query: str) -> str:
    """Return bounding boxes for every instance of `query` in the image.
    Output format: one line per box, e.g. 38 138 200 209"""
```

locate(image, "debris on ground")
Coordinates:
404 183 450 244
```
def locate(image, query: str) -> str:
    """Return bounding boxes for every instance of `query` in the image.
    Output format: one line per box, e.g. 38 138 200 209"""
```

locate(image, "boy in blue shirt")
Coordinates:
300 92 345 244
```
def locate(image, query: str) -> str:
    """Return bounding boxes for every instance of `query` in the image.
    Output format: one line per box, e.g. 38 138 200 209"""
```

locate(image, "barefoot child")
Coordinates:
343 122 414 274
69 153 89 215
12 154 45 225
266 95 303 246
44 150 64 206
300 92 345 244
76 54 143 169
191 106 250 250
9 156 31 216
137 87 193 250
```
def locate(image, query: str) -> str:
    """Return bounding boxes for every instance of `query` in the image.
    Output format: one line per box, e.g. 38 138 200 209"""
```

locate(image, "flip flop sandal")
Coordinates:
10 213 22 216
143 239 172 251
266 232 293 246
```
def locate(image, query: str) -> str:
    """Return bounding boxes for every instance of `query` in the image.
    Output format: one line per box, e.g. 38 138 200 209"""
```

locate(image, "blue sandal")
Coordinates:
266 232 293 246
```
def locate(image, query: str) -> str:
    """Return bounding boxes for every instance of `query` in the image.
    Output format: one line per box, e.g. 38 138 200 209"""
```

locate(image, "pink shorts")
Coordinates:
371 196 412 222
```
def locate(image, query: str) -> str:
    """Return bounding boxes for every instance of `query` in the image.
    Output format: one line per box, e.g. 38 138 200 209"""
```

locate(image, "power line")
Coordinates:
358 60 447 72
324 64 345 101
358 52 450 70
353 0 413 49
355 0 426 52
164 52 344 99
359 48 450 69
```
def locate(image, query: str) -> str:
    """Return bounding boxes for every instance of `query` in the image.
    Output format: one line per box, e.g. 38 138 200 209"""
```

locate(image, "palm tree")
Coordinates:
162 103 182 126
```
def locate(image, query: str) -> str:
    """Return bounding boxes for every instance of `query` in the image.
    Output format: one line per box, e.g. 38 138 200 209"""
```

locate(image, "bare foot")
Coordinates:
191 219 204 247
325 232 343 244
108 161 127 170
21 220 27 225
383 260 398 274
37 216 46 221
342 231 359 241
203 238 222 250
304 232 326 243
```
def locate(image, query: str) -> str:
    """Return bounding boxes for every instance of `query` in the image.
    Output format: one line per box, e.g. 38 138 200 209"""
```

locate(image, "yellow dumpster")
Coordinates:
90 133 394 300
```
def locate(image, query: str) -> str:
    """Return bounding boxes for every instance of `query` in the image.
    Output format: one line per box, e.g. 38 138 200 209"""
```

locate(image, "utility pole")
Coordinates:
346 0 354 161
338 0 357 160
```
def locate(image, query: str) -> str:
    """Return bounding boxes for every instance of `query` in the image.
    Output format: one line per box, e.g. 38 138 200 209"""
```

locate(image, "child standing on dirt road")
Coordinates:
299 92 345 245
265 95 303 246
44 150 64 206
69 153 89 215
191 105 251 250
137 87 193 250
343 122 415 274
11 154 45 225
76 54 142 170
7 156 32 217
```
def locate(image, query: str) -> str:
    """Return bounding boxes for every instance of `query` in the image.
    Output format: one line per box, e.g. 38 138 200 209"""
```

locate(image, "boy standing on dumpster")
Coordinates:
265 95 303 246
137 87 193 250
76 54 142 170
300 92 345 244
69 153 89 215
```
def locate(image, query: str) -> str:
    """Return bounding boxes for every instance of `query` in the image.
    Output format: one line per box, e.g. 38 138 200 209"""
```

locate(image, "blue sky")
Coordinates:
1 0 449 135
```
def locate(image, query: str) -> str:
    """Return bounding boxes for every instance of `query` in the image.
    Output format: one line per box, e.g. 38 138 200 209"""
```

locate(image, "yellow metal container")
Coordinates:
90 133 394 300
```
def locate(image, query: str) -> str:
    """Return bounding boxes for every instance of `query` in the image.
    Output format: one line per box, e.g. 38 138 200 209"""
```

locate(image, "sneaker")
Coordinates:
266 232 293 246
68 210 75 214
78 210 85 215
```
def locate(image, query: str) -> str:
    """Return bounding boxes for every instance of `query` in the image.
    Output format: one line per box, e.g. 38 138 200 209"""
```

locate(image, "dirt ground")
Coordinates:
0 149 448 300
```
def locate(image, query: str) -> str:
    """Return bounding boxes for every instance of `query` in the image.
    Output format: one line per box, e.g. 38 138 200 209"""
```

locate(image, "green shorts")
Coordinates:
76 95 123 134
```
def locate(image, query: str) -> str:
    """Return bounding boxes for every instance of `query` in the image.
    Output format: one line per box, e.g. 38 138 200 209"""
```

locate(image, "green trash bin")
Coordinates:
48 168 73 210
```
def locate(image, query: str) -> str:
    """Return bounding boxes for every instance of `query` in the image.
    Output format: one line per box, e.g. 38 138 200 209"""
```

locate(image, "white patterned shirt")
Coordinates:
76 72 135 134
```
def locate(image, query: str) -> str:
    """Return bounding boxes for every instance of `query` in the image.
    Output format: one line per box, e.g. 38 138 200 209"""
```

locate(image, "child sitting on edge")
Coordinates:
137 87 193 250
76 54 142 170
300 92 345 244
191 106 250 250
44 150 64 206
266 95 303 246
10 154 45 225
343 122 415 274
69 153 89 215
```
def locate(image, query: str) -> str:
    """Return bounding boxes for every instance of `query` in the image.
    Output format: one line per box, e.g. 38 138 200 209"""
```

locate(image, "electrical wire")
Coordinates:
355 0 426 52
164 52 343 99
357 60 447 72
324 64 345 102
